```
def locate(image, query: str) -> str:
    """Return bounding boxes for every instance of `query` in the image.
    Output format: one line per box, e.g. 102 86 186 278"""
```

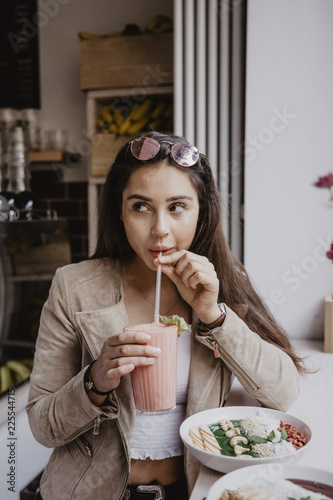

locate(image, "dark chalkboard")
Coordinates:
0 0 40 109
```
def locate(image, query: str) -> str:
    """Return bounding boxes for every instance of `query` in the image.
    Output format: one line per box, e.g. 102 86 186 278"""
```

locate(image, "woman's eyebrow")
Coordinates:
127 194 152 201
166 195 194 202
126 194 194 202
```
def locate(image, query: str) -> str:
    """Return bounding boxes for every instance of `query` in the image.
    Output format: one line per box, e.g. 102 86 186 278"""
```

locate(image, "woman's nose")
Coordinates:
151 213 169 237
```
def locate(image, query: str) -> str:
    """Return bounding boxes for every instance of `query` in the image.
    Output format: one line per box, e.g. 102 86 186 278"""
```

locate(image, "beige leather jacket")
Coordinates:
26 258 299 500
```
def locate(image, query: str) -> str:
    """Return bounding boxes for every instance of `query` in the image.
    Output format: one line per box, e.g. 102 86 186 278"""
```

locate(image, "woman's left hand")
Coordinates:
155 250 221 324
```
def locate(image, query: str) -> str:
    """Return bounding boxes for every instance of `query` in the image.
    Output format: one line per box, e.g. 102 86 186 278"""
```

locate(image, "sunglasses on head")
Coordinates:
129 136 200 167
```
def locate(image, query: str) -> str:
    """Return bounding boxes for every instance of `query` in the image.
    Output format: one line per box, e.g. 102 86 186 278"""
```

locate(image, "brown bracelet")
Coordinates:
84 361 113 396
198 303 226 334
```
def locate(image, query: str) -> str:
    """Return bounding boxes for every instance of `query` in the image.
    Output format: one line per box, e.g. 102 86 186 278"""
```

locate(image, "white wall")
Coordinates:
0 385 52 500
244 0 333 339
0 410 52 500
37 0 173 181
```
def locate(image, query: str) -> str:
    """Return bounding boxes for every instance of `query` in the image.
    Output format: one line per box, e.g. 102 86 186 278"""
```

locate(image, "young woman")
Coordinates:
27 132 304 500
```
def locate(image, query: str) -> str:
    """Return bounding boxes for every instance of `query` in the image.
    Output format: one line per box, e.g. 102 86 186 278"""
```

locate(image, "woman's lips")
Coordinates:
149 248 172 258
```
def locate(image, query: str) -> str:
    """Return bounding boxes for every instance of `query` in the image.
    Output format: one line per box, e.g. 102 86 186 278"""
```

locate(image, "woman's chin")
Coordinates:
133 255 158 273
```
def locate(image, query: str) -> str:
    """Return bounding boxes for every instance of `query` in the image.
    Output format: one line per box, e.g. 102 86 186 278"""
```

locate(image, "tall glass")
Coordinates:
123 322 178 412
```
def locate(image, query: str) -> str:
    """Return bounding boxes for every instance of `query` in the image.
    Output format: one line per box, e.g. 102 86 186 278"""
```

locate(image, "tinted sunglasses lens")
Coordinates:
171 143 199 166
131 137 160 160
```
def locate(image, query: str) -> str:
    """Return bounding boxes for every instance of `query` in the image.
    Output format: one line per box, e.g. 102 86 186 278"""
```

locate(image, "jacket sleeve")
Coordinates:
195 305 300 411
26 267 118 448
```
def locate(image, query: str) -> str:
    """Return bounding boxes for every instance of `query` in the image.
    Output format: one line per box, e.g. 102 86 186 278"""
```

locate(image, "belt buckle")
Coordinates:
137 485 165 499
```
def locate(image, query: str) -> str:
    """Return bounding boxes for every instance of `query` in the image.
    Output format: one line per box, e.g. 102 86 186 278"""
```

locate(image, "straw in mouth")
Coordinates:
154 252 162 323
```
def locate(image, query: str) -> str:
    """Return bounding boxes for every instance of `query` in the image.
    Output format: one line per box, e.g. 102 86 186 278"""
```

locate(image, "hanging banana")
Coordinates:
0 366 15 393
151 101 168 120
127 99 154 123
126 117 149 136
6 360 32 383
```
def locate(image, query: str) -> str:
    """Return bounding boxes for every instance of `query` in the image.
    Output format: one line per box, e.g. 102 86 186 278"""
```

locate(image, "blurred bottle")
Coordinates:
21 108 41 152
0 108 18 191
1 125 39 219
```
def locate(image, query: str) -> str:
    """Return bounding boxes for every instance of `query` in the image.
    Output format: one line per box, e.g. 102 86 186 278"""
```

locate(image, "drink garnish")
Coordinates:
159 315 190 336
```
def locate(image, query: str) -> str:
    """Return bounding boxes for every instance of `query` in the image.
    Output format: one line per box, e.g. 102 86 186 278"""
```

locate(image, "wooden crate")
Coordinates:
79 33 173 90
91 133 133 177
325 293 333 353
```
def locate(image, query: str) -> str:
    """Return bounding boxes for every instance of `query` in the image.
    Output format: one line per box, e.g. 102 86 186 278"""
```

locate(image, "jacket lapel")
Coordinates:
74 299 129 360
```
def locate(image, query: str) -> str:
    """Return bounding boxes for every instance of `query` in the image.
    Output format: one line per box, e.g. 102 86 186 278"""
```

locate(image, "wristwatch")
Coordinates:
84 360 113 396
198 303 226 335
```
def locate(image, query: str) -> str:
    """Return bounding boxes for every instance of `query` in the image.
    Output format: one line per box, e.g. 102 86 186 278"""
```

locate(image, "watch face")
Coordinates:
85 381 93 390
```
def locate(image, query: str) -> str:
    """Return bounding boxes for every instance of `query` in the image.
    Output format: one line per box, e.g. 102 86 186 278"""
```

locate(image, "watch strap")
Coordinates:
198 303 226 334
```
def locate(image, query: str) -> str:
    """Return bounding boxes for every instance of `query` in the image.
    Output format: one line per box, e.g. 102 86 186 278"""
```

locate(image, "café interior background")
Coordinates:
38 0 173 183
2 0 333 338
0 0 332 497
39 0 333 340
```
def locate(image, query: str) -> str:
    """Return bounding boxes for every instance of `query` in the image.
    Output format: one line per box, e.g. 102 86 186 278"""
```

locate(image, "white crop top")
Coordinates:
130 329 191 460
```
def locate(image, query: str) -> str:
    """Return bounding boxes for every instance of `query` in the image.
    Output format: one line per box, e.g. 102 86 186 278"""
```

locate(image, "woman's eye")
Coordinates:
170 203 186 213
132 202 149 212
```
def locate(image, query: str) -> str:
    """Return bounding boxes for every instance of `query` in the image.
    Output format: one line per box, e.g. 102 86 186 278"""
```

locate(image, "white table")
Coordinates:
189 340 333 500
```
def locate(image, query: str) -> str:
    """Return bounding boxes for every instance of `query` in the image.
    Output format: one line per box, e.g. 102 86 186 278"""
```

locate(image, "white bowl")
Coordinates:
206 464 333 500
179 406 312 474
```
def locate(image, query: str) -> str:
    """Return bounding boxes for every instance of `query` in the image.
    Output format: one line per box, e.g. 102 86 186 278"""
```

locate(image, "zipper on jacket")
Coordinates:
79 435 93 458
205 337 222 359
204 336 260 391
93 413 102 435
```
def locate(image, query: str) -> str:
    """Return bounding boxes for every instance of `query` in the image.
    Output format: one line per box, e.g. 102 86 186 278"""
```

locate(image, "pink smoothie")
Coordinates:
123 322 178 412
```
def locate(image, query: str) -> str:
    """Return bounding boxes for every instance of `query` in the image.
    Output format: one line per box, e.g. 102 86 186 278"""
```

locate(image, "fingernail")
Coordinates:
147 358 155 364
152 347 161 355
159 256 166 262
142 334 151 341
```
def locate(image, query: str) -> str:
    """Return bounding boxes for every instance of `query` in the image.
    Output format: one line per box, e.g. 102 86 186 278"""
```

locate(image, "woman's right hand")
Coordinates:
88 331 161 400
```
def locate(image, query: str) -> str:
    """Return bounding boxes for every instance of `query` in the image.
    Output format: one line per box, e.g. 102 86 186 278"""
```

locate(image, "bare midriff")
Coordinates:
128 456 185 486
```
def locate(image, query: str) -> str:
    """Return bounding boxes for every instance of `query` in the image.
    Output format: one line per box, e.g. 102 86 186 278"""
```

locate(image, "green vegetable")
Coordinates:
249 435 268 444
281 428 288 440
249 428 286 444
160 315 190 336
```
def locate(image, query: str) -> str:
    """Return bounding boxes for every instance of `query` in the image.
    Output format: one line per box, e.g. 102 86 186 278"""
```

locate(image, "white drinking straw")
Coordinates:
154 252 162 323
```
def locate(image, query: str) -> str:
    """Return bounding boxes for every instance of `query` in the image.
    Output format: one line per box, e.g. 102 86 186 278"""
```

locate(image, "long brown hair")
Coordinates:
92 131 305 373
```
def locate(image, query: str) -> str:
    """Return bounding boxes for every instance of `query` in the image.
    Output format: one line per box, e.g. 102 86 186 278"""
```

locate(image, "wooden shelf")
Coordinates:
29 151 81 164
86 85 173 101
89 175 106 185
29 151 64 162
